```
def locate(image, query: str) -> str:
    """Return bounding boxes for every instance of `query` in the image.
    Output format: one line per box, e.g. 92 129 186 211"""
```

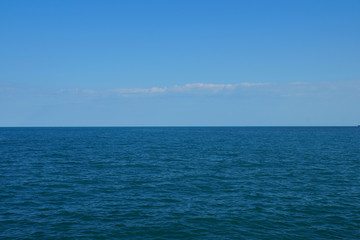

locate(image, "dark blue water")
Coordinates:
1 127 359 239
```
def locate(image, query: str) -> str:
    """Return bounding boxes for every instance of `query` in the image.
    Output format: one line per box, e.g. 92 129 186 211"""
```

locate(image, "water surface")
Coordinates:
1 127 359 239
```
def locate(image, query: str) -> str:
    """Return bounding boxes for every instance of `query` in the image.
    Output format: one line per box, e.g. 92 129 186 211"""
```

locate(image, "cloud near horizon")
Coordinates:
54 81 360 98
63 82 270 97
1 81 359 99
1 80 359 126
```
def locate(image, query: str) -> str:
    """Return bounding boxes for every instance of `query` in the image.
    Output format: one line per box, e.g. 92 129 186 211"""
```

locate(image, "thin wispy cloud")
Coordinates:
111 87 167 94
2 81 359 98
55 82 269 97
82 81 359 97
172 83 267 92
109 82 268 96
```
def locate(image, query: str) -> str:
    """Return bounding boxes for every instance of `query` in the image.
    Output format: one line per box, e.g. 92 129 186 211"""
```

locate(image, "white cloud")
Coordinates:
55 82 265 97
106 82 267 96
171 83 236 93
52 80 360 98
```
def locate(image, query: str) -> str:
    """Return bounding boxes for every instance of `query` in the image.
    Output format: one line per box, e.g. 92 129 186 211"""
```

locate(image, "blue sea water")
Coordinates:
0 127 359 239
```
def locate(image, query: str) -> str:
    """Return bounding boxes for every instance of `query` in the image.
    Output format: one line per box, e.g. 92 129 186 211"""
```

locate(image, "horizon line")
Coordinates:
0 125 358 128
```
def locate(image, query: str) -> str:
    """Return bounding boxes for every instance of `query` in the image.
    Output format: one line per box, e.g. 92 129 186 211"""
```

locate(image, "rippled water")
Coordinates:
1 127 359 239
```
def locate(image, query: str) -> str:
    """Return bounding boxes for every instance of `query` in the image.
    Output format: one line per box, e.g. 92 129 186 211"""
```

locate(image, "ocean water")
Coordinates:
0 127 359 239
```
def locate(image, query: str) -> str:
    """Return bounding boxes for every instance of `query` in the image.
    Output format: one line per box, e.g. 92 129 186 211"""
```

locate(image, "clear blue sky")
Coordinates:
1 0 359 126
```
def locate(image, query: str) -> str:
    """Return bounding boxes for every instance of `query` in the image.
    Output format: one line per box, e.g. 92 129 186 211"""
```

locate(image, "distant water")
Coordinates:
1 127 359 239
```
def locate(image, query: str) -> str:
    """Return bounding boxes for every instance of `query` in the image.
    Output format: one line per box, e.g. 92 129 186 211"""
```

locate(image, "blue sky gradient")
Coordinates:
1 0 359 126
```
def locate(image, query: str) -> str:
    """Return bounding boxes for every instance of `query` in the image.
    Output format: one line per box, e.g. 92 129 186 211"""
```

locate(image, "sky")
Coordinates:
1 0 359 126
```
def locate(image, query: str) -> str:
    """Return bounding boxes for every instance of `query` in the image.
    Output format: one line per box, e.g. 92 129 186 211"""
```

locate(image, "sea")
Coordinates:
0 127 359 239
